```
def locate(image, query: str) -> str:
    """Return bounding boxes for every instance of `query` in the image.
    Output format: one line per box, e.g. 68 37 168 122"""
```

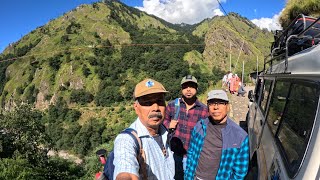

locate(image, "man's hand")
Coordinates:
169 119 178 129
116 172 139 180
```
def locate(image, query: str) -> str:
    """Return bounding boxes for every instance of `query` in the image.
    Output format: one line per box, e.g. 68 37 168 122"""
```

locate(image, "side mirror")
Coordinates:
248 90 254 102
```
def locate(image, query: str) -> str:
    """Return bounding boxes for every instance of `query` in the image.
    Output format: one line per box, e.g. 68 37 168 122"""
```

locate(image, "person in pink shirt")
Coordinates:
229 74 236 94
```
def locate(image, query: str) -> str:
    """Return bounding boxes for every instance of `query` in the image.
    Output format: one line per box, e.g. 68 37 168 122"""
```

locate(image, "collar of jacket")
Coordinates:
199 117 234 134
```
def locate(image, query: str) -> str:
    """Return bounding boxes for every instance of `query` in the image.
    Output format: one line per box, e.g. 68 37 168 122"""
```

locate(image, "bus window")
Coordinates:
255 78 263 101
276 82 319 177
260 79 273 114
266 81 291 135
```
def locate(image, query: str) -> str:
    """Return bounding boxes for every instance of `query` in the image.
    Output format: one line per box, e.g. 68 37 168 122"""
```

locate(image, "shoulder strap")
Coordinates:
174 98 180 119
168 98 181 135
121 128 147 180
121 128 141 154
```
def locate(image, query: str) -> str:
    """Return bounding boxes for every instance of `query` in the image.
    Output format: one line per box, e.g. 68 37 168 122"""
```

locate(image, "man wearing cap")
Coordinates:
113 78 175 180
185 89 249 180
163 75 208 180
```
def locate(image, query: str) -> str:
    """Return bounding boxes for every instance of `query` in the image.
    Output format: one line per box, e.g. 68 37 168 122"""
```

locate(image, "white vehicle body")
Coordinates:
246 15 320 180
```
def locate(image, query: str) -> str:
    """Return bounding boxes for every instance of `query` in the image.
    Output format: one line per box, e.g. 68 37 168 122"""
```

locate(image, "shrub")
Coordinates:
82 64 91 77
70 89 93 105
48 56 62 71
16 86 24 95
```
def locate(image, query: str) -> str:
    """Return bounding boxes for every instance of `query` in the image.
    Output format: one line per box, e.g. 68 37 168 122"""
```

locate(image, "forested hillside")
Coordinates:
0 1 273 178
279 0 320 28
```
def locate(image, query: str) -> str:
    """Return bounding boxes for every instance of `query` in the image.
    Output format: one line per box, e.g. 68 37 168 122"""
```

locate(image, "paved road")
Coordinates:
229 86 255 125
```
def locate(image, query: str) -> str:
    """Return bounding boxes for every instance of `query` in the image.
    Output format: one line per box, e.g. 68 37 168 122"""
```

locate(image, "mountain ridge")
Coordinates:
0 1 273 112
0 1 274 178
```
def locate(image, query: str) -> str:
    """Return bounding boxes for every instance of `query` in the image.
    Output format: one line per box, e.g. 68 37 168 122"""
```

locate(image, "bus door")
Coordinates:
251 78 274 178
247 78 263 157
254 78 274 148
261 80 291 178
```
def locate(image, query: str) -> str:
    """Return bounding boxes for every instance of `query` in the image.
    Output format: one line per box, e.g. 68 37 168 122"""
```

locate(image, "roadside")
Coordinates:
229 86 255 125
47 150 83 164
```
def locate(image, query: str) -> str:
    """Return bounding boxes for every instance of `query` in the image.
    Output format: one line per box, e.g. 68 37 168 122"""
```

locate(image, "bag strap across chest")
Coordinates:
122 128 147 180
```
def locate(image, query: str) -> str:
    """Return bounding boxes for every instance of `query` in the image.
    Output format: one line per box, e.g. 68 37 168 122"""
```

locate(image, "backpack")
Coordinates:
168 98 180 133
168 98 188 155
174 98 181 120
103 128 147 180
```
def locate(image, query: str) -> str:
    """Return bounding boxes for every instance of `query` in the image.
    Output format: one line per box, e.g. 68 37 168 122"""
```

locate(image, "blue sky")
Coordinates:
0 0 285 54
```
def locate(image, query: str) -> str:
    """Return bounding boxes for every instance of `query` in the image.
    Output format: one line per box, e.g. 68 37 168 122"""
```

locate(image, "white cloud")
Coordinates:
136 0 226 24
251 10 283 31
213 9 224 17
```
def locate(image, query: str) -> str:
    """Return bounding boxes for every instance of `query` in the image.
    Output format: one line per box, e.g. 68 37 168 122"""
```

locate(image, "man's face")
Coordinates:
134 93 166 129
181 82 197 99
207 99 230 123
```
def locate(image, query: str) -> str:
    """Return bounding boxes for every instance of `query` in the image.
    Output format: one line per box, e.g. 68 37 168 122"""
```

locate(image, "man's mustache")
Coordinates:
148 112 163 119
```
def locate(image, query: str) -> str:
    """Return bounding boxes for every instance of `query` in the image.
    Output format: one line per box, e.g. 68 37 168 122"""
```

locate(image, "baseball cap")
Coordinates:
207 90 229 102
134 79 168 98
180 75 198 85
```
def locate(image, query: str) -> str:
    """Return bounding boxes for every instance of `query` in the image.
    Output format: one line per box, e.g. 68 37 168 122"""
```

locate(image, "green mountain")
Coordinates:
0 1 274 178
193 13 272 74
0 1 272 111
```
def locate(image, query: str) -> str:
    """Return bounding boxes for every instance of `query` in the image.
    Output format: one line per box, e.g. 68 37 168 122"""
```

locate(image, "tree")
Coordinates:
95 86 123 106
0 54 14 95
72 119 107 156
0 157 35 179
0 105 86 179
0 104 50 164
66 21 81 34
82 64 91 77
47 97 69 122
23 84 38 104
65 109 82 122
212 66 226 85
73 124 91 156
48 55 62 71
93 39 114 57
70 89 93 105
60 35 70 44
58 123 81 149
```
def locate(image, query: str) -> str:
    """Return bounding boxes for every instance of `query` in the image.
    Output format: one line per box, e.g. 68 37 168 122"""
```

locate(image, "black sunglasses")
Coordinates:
208 101 228 106
138 97 166 107
181 82 198 89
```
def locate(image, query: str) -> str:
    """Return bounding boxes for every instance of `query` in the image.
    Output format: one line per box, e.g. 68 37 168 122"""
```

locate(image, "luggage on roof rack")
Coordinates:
265 14 320 74
271 14 320 57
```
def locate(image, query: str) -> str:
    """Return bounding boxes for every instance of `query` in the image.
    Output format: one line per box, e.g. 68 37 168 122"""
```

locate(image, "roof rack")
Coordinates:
264 14 320 74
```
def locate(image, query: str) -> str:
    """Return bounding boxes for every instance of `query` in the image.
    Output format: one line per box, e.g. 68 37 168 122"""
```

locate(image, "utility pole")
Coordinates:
256 55 259 83
235 40 244 71
242 60 244 84
229 41 232 72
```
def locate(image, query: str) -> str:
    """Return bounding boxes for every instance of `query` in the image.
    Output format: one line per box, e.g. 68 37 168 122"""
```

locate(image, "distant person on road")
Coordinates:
227 71 233 91
234 74 240 93
163 75 208 180
113 78 175 180
237 82 247 97
185 89 249 180
222 73 228 91
229 74 237 94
